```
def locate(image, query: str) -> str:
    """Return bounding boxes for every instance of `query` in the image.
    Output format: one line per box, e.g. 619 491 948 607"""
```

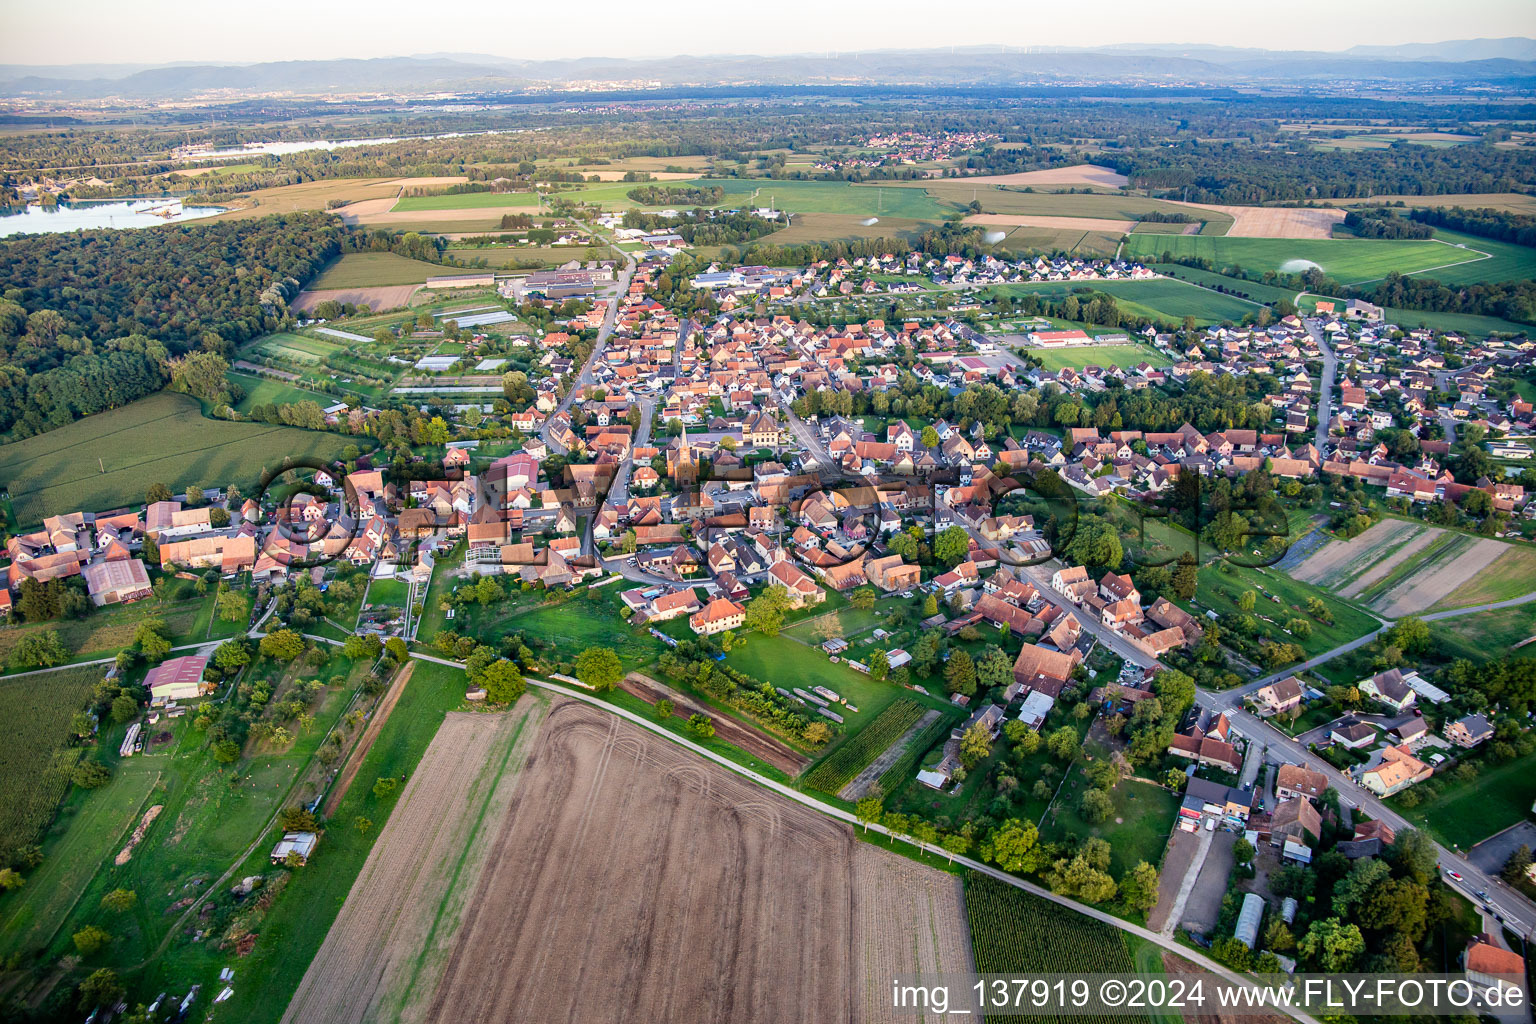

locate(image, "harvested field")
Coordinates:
421 702 853 1024
282 698 550 1024
840 709 942 801
1335 193 1536 216
963 212 1136 234
620 672 809 776
1291 519 1424 589
565 169 700 181
929 164 1129 189
322 662 413 817
293 284 420 313
1169 202 1346 238
852 844 974 1024
1340 528 1439 599
1374 535 1511 618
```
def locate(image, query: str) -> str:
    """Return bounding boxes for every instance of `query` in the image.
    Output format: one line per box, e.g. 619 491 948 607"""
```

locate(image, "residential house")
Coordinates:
1357 744 1432 797
1275 765 1329 803
1359 668 1416 712
690 596 746 635
1253 676 1303 715
1446 713 1494 749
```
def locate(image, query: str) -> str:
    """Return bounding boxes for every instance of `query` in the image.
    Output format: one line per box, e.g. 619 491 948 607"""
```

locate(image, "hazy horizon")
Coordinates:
5 0 1534 68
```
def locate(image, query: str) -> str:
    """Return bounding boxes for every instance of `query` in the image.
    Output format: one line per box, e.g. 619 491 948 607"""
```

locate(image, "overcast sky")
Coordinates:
4 0 1533 66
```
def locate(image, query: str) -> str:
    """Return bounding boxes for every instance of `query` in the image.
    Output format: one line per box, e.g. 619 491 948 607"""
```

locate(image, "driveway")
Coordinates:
1179 830 1237 935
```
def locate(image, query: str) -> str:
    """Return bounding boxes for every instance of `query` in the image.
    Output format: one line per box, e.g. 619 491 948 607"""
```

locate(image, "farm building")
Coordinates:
80 558 152 606
270 831 320 866
144 652 213 705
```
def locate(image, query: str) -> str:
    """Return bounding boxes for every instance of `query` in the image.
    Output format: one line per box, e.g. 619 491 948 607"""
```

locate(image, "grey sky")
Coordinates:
4 0 1533 66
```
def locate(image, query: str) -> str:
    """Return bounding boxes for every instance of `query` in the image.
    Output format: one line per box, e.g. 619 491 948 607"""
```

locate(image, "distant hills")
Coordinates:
3 38 1534 100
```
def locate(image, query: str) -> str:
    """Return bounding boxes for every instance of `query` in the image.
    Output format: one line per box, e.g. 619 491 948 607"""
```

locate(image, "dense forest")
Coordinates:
624 184 725 206
0 213 343 347
1409 205 1536 248
1342 208 1434 239
0 213 348 437
620 208 778 247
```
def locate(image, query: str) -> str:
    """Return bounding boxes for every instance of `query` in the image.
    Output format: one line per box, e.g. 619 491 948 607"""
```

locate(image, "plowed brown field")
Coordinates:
287 698 972 1024
281 697 549 1024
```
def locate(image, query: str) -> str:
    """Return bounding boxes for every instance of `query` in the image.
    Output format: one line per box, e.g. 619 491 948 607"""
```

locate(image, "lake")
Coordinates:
0 199 225 237
187 129 522 161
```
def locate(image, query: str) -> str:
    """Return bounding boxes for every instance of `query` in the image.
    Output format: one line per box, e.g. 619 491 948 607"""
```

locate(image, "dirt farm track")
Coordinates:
285 698 971 1024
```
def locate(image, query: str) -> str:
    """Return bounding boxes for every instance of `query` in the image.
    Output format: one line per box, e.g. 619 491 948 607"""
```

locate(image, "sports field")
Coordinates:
1124 234 1482 286
392 191 540 211
995 278 1260 323
0 393 359 525
310 253 461 289
1028 343 1171 371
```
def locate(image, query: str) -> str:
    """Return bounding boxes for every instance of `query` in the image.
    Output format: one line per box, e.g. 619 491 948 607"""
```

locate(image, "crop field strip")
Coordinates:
415 702 857 1023
0 665 106 866
840 709 945 801
1350 528 1459 605
875 714 953 798
1370 533 1510 617
392 191 540 211
853 844 975 1024
803 699 926 794
965 871 1149 1024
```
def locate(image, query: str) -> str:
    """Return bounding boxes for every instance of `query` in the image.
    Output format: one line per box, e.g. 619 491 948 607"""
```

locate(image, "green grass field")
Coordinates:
1433 602 1536 663
1028 343 1171 372
1417 229 1536 286
1393 749 1536 848
0 392 360 526
916 185 1234 231
1187 561 1380 660
664 178 952 219
1152 264 1303 306
309 253 462 289
724 632 952 739
1125 234 1483 286
995 278 1260 324
227 372 337 414
0 589 213 670
364 577 410 608
392 191 540 211
250 332 345 365
1045 767 1181 877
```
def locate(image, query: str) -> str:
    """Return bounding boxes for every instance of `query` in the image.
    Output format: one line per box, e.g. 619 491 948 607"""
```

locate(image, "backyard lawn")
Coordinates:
1392 750 1536 849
